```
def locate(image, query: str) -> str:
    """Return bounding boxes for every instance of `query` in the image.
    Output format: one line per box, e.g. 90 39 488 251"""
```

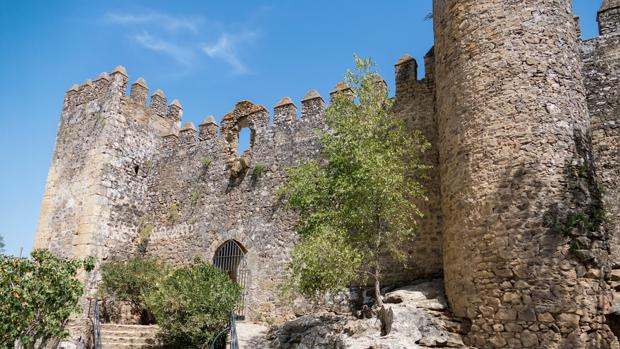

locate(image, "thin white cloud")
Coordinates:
104 12 203 34
132 32 194 66
201 32 257 75
102 10 260 74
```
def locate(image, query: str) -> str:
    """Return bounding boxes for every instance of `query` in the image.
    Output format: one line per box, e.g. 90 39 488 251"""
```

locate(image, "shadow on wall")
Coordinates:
478 128 613 346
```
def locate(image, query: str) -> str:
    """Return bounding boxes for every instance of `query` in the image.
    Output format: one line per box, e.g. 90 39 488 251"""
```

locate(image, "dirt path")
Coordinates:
236 322 270 349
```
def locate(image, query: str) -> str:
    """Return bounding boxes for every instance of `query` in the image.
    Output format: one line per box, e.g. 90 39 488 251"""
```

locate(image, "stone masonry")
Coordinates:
34 1 620 347
432 0 620 347
583 0 620 303
33 64 441 323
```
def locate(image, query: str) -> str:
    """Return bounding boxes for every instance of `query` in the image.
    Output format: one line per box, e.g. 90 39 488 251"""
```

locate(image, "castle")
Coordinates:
34 0 620 347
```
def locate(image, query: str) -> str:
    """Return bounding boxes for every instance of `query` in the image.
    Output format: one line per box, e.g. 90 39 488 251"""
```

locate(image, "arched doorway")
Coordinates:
213 240 248 319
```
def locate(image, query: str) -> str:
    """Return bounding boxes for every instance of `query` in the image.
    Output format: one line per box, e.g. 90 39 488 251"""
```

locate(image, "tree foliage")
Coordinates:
0 249 94 348
99 257 165 310
0 235 5 254
145 258 241 348
280 56 430 305
99 257 166 323
282 226 363 301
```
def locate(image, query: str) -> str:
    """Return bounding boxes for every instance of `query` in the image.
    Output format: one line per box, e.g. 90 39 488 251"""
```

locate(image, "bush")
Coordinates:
99 257 166 324
145 258 241 348
253 163 267 179
201 158 212 169
137 223 155 255
0 249 93 348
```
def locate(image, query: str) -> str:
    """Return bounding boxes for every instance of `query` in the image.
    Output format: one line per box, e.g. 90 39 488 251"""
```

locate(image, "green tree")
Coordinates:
280 56 429 307
0 235 5 255
99 257 166 323
0 249 94 348
145 258 241 348
283 226 364 301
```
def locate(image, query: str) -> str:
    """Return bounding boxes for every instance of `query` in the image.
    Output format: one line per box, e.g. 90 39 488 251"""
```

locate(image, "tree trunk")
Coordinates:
373 267 383 308
372 263 393 336
375 274 383 308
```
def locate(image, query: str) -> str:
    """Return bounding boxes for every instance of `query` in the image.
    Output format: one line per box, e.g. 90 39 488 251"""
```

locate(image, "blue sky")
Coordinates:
0 1 604 256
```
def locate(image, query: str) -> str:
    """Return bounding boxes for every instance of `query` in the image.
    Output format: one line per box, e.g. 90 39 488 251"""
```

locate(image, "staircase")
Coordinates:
100 324 160 349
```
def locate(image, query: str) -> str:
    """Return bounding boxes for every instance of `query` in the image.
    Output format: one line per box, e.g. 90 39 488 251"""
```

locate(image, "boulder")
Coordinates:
269 279 466 349
384 279 448 311
270 312 346 349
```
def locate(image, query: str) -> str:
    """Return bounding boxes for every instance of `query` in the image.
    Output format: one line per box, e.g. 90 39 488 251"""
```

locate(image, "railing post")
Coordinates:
209 312 237 349
93 298 102 349
229 313 238 349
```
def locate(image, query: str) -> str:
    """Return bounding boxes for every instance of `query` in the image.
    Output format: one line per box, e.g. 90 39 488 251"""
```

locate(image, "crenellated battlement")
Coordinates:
62 66 185 138
159 91 328 155
198 116 218 140
598 0 620 35
62 65 333 159
62 66 125 111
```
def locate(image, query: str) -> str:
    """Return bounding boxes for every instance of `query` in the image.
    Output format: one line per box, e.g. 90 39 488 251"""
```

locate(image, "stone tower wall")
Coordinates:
599 0 620 36
392 50 443 280
34 69 143 261
434 0 616 347
582 1 620 300
34 68 179 294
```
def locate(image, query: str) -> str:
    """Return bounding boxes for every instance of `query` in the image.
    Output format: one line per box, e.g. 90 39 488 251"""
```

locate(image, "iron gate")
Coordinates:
213 240 248 319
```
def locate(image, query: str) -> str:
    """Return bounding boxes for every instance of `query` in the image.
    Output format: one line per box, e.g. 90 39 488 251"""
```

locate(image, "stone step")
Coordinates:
100 336 155 345
100 324 160 349
100 329 159 338
101 324 159 332
100 343 156 349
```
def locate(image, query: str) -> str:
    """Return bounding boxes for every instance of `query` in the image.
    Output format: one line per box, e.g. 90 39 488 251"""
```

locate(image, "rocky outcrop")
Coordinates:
268 280 469 349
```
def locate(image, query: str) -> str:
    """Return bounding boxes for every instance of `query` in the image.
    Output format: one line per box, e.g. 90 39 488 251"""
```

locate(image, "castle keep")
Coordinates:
34 0 620 347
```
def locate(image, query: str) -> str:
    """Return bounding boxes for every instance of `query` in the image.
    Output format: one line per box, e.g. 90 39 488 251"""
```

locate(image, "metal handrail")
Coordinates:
209 328 228 349
229 314 239 349
208 313 238 349
93 298 102 349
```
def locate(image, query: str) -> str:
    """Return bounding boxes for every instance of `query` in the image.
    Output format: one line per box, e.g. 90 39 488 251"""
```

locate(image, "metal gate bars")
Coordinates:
213 240 248 319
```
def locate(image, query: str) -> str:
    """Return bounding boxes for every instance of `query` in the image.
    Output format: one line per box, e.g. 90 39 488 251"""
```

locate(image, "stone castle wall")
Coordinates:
136 96 327 321
434 0 616 347
33 0 620 346
34 60 444 322
581 4 620 296
392 50 443 281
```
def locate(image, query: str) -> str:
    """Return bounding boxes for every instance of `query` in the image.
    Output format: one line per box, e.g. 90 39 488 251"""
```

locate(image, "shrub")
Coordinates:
99 257 166 324
0 250 94 348
190 191 201 206
167 203 179 223
252 163 267 180
137 223 154 255
145 258 241 348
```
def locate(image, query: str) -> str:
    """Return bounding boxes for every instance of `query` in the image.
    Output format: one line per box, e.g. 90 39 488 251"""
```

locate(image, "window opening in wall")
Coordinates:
237 127 251 156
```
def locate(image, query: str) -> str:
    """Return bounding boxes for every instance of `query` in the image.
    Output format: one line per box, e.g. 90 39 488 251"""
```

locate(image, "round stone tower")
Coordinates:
599 0 620 35
434 0 618 347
